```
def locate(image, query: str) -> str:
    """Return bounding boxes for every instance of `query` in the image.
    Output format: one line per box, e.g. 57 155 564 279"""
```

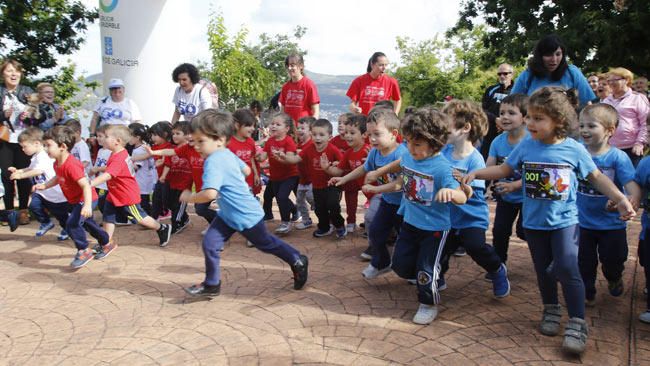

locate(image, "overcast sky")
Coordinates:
71 0 460 77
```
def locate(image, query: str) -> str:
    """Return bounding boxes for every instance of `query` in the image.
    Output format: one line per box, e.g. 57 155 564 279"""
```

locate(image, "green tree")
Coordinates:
40 61 99 109
453 0 650 76
0 0 98 76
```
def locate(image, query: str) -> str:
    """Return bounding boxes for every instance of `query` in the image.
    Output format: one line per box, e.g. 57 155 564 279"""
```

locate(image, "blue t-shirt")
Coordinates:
634 156 650 240
364 143 408 205
202 149 263 231
577 147 634 230
511 65 596 107
488 131 530 204
506 138 597 230
442 145 490 230
397 152 458 231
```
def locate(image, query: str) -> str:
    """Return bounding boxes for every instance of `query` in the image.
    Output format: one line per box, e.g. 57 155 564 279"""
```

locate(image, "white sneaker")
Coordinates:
295 220 313 230
413 304 438 325
361 264 391 279
201 228 207 236
275 222 291 234
346 223 356 234
246 240 255 248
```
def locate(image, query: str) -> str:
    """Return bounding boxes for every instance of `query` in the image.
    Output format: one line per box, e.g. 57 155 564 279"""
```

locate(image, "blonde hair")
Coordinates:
36 82 54 93
105 125 132 146
441 99 488 143
580 103 619 132
608 67 634 88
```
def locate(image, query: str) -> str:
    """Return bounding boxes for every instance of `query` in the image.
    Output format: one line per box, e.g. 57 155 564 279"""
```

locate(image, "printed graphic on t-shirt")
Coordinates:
402 166 434 206
284 89 306 108
524 162 571 200
33 173 47 185
99 107 123 120
492 92 508 104
234 149 253 162
578 167 614 197
176 101 197 118
125 155 136 176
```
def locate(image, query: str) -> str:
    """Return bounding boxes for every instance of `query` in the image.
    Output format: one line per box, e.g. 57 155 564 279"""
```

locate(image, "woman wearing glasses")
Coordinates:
511 34 595 107
604 67 650 166
35 83 68 131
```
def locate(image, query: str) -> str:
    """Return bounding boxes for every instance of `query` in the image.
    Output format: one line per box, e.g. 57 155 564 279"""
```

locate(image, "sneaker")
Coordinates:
290 212 301 223
608 278 624 297
453 247 466 257
57 229 69 241
437 277 447 291
158 210 172 220
562 317 588 355
359 246 373 261
275 222 291 234
201 228 207 236
313 225 334 238
346 223 356 234
539 304 562 336
94 241 117 260
335 226 347 240
407 279 417 285
413 303 438 325
91 243 102 254
484 272 495 282
7 211 18 232
35 221 55 237
18 209 30 225
361 264 391 279
361 231 368 239
491 264 511 298
70 249 94 269
263 214 274 222
157 223 172 247
184 282 221 297
640 310 650 324
175 217 190 235
246 240 255 248
115 218 131 226
291 254 309 290
295 219 313 230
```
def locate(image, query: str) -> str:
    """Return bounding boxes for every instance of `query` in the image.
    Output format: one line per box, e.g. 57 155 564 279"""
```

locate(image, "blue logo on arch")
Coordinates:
100 0 118 13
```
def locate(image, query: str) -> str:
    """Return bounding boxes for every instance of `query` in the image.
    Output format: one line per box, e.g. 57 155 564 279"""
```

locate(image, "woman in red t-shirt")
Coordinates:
346 52 402 116
279 54 320 125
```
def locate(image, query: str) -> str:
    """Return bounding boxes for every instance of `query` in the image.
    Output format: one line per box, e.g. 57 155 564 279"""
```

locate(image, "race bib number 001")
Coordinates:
523 162 571 201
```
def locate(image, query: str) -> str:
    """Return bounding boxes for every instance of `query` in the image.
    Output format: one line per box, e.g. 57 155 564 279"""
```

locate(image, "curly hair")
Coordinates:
172 63 200 84
528 86 579 139
400 107 449 153
441 99 488 143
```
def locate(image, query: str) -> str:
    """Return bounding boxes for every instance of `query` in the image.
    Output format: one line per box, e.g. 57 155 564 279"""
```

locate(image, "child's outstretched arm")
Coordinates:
623 180 642 211
77 177 94 218
362 178 399 194
90 172 112 188
33 176 59 191
329 164 366 187
9 167 43 180
462 164 514 185
364 159 401 184
588 169 636 220
436 183 472 205
133 145 176 161
180 188 217 204
273 150 301 164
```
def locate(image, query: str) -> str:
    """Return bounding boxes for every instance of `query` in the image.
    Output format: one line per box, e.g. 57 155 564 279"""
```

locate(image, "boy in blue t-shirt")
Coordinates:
439 100 510 299
364 108 472 324
179 109 309 297
576 104 640 306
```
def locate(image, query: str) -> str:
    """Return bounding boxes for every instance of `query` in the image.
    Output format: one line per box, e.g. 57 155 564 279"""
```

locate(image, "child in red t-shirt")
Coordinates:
228 109 261 195
294 116 316 230
36 126 110 269
327 114 371 234
149 121 174 220
275 119 346 239
90 125 172 248
258 113 300 234
330 113 352 153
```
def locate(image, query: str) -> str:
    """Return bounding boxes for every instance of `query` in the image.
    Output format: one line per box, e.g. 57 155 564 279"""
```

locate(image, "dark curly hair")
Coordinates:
172 63 200 84
528 86 580 139
400 107 449 153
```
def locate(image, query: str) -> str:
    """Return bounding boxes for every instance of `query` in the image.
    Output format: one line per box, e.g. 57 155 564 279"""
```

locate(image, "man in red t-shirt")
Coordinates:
346 52 401 116
91 125 172 248
280 54 320 124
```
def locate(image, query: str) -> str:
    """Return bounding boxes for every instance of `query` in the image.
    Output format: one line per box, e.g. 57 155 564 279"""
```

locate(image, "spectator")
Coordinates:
89 78 142 136
170 63 212 124
480 63 514 159
346 52 401 115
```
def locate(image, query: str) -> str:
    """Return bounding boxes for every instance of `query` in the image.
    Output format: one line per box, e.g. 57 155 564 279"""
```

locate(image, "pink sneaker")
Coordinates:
158 210 172 220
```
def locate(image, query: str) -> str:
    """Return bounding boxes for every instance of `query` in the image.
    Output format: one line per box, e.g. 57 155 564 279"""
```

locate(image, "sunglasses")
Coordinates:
497 72 512 76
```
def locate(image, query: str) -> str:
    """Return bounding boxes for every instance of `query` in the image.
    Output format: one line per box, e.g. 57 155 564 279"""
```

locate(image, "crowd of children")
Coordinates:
5 63 650 357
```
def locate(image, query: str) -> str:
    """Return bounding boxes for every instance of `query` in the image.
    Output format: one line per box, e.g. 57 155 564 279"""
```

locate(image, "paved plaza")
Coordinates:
0 201 649 365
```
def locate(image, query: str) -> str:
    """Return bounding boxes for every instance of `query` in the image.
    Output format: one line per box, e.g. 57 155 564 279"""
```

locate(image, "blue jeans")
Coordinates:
67 202 109 251
202 216 301 286
525 225 585 319
492 199 525 263
29 193 68 229
369 199 402 269
270 177 298 222
392 222 449 305
578 227 627 300
441 227 502 275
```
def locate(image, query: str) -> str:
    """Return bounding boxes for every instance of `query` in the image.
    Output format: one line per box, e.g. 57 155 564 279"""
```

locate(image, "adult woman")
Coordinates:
0 59 34 224
279 53 319 124
170 63 213 123
346 52 401 115
604 67 650 166
35 82 68 131
511 34 595 107
89 78 142 135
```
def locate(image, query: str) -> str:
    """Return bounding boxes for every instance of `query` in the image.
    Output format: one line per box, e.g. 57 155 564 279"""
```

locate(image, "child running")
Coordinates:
577 103 639 306
148 121 174 220
129 123 157 215
180 109 308 297
462 86 635 355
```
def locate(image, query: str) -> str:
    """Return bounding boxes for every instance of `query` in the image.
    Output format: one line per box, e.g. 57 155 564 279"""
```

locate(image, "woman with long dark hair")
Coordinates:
346 52 401 115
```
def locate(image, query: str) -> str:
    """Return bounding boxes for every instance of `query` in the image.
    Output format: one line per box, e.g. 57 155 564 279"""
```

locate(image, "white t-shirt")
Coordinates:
93 148 112 191
71 140 92 176
172 84 212 121
94 97 142 126
132 145 157 194
30 150 66 203
3 93 28 143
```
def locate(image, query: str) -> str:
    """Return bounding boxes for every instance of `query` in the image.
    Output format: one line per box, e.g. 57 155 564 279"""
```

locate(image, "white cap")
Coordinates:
107 78 124 89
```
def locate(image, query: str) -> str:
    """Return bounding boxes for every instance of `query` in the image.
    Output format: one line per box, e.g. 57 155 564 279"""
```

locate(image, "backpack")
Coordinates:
197 79 219 109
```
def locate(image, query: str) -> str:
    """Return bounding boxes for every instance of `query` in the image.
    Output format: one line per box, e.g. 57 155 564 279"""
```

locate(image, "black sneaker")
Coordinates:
175 217 190 235
184 282 221 297
158 223 172 247
291 254 309 290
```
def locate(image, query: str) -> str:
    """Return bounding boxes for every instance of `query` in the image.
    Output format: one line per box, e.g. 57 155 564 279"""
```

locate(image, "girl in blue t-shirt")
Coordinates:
463 87 635 355
439 100 510 299
487 94 530 265
179 109 309 297
576 104 639 307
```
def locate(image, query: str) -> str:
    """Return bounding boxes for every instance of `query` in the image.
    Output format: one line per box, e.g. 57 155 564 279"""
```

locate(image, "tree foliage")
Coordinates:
452 0 650 76
0 0 98 76
40 61 99 109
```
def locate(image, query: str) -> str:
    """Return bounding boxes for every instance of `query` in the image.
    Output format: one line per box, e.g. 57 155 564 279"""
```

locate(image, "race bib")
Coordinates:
523 162 571 201
402 166 434 206
578 167 615 197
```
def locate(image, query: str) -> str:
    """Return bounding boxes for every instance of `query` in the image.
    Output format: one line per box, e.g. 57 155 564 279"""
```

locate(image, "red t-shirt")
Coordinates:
346 73 401 115
299 143 343 189
330 135 349 154
105 149 141 206
54 154 98 204
166 144 193 191
297 138 314 185
339 144 371 188
280 76 320 124
227 136 258 189
264 136 299 181
175 143 204 190
152 141 173 177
